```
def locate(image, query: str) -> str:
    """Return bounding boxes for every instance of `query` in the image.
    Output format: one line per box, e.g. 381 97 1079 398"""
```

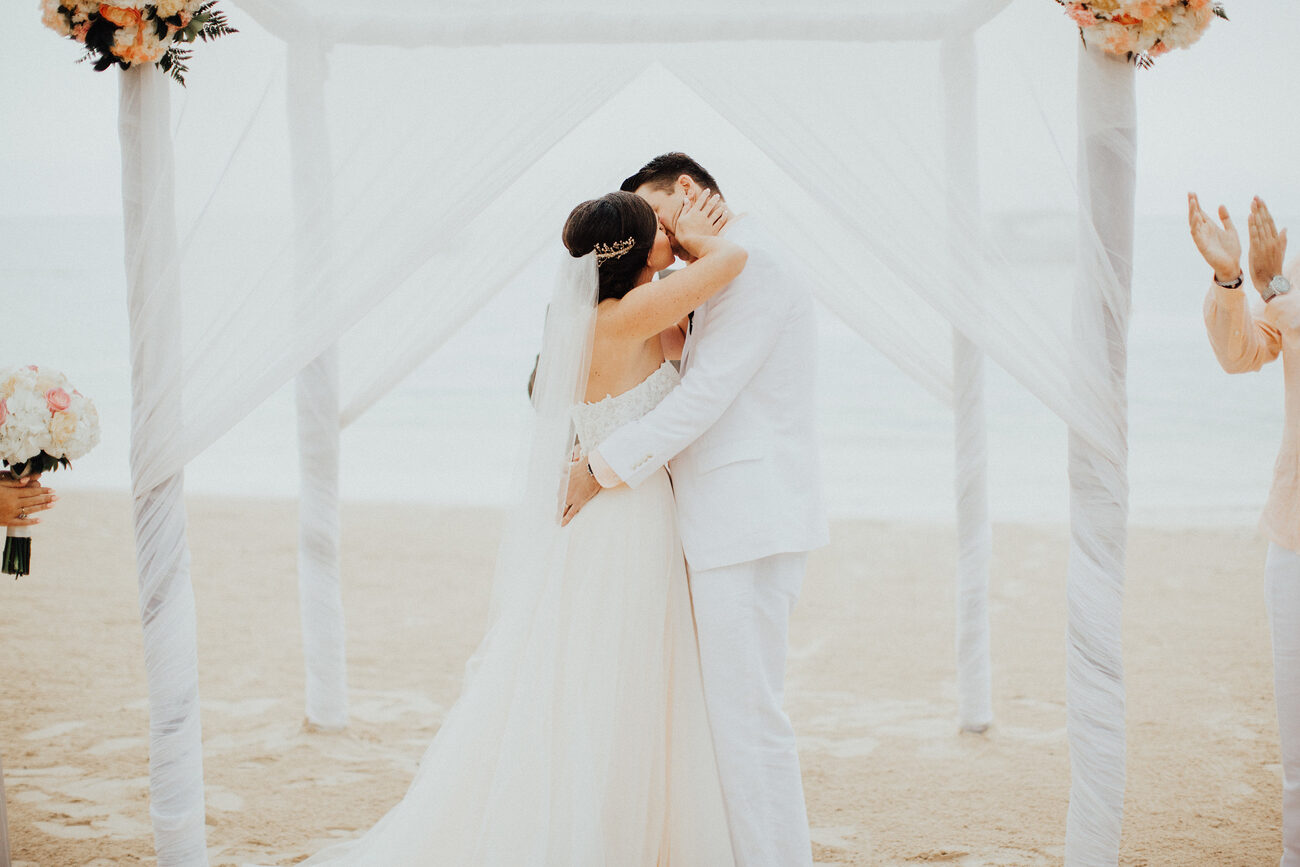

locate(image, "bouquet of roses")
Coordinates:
40 0 236 85
0 366 100 577
1058 0 1227 67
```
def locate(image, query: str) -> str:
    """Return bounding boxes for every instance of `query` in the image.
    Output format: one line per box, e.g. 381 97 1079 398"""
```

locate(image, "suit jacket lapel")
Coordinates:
681 302 705 371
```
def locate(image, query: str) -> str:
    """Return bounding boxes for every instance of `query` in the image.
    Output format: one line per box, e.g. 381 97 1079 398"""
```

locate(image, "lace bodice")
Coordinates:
572 362 680 457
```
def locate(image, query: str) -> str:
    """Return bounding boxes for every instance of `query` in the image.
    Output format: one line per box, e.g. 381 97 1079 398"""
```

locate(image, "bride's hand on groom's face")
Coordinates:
671 190 729 258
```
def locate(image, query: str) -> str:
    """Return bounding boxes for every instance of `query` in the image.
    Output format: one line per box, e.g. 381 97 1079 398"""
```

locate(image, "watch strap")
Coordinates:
1265 274 1292 303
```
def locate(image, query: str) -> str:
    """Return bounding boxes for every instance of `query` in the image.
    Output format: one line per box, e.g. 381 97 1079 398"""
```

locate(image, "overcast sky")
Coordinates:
2 0 1298 222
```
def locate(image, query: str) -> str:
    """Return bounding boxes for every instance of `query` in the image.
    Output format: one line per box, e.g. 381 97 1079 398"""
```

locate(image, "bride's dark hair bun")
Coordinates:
563 191 657 302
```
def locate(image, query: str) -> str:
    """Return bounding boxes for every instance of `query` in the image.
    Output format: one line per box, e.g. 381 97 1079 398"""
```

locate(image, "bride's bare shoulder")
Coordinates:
594 286 654 331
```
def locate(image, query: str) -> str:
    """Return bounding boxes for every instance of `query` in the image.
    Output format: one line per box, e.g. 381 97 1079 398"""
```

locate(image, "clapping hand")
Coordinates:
1188 192 1243 284
1248 196 1288 298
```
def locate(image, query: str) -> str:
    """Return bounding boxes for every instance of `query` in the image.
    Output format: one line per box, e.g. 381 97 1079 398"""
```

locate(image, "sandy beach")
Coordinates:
0 491 1283 865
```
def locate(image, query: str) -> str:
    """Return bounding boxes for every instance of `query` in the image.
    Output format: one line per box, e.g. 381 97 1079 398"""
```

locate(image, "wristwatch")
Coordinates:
1214 272 1244 289
1262 274 1293 303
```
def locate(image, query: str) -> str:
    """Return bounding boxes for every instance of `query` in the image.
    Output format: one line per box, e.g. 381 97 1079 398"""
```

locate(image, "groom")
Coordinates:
565 153 829 866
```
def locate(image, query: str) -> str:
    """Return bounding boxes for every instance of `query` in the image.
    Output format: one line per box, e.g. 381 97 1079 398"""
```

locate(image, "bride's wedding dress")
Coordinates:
299 360 734 866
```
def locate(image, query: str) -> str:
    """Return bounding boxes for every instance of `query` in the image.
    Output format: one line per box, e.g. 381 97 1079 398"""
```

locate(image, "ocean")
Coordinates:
3 212 1287 526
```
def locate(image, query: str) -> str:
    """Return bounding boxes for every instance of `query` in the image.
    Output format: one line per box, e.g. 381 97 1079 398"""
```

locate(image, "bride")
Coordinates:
296 188 745 865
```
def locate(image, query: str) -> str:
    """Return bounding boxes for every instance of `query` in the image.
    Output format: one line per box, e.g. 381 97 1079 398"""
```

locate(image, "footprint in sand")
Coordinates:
998 725 1067 744
202 698 282 718
84 736 147 756
32 809 152 841
205 786 246 812
798 734 880 758
906 851 971 863
347 689 442 724
33 819 106 840
22 721 87 740
810 824 862 849
906 848 1059 866
4 765 84 779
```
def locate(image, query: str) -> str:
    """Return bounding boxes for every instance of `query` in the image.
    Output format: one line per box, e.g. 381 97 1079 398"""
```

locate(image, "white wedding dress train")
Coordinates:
297 362 734 866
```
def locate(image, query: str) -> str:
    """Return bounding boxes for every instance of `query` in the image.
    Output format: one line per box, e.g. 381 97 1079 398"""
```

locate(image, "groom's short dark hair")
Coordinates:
621 152 724 200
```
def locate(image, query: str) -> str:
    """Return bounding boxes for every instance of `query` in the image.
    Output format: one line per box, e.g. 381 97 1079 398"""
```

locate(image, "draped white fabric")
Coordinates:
114 2 1142 863
237 0 974 46
132 42 646 494
1065 46 1136 866
120 66 207 866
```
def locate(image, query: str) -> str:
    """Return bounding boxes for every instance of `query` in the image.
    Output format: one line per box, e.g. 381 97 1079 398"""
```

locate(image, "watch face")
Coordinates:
1271 275 1293 296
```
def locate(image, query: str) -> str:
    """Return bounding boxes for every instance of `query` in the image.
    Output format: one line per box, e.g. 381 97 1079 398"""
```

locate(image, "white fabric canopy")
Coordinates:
238 0 980 45
115 1 1135 863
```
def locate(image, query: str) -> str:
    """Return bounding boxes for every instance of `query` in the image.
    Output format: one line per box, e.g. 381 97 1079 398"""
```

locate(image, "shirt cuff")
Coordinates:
587 449 623 489
1211 280 1247 303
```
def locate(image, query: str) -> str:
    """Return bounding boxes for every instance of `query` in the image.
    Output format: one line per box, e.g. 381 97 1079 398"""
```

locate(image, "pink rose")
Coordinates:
1067 4 1100 27
0 399 7 427
1125 1 1161 20
46 388 71 415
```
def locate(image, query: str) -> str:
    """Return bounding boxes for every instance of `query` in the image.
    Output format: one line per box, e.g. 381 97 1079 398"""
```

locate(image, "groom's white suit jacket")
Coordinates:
593 216 829 572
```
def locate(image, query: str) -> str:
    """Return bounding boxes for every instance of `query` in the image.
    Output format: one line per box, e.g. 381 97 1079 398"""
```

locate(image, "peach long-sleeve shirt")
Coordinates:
1204 257 1300 551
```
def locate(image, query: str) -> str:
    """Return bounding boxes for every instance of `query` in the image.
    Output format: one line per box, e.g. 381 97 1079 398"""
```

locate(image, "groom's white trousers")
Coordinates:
1266 543 1300 867
689 551 812 867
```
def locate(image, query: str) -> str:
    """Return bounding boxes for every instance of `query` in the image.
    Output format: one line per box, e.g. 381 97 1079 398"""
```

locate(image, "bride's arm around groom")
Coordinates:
593 228 784 476
578 205 828 573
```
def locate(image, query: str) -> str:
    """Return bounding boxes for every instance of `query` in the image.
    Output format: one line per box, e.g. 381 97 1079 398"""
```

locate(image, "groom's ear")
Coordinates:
677 174 696 199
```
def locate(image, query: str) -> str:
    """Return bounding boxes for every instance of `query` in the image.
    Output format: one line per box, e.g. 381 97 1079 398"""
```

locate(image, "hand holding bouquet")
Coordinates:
0 475 57 528
0 366 100 577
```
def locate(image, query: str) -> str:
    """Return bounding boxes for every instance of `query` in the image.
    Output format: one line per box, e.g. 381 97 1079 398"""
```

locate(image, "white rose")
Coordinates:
59 394 101 462
49 410 79 458
0 389 51 465
0 367 37 401
33 368 69 396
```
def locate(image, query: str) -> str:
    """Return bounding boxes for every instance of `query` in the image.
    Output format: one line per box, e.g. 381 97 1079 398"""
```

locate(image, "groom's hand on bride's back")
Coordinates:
560 457 601 526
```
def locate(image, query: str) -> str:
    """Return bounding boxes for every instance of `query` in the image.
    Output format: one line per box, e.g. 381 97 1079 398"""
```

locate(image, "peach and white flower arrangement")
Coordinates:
0 366 100 577
40 0 235 85
1057 0 1227 66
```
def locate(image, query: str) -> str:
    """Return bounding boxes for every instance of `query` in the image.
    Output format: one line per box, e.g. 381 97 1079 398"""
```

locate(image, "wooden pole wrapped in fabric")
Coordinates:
0 752 9 867
1065 45 1136 866
942 30 993 734
120 66 208 866
289 38 349 731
